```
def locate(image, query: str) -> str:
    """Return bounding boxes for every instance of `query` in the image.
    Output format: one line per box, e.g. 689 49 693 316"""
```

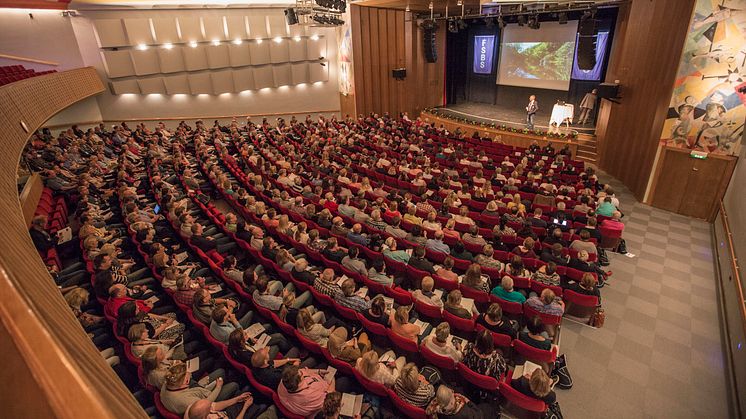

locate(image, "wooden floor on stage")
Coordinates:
435 102 597 135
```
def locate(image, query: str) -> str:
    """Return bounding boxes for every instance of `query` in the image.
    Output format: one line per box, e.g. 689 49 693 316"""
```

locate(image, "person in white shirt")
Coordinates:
424 322 463 362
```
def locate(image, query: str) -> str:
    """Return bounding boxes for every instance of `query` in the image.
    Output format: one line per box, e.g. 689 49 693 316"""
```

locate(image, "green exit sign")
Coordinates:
690 150 708 159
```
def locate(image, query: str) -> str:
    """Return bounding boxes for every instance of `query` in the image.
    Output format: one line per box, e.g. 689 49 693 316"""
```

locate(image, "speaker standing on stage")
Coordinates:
578 89 598 125
526 95 538 130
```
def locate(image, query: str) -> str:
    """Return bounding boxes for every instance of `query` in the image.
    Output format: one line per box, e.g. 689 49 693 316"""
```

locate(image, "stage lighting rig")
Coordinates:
517 14 526 26
558 11 568 24
497 15 506 29
457 18 467 30
485 17 494 28
447 19 459 33
527 14 540 29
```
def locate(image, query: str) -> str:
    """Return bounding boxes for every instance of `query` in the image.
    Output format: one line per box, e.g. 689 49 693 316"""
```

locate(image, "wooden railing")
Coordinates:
719 201 746 338
0 68 148 418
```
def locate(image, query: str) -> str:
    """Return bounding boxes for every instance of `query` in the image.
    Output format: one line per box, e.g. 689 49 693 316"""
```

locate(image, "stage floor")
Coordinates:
435 102 597 135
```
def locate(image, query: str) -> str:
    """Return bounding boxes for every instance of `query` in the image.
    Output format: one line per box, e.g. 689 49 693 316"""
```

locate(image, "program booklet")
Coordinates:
340 393 363 417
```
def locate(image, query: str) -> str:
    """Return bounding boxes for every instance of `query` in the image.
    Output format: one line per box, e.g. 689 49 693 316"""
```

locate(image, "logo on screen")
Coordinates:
474 35 495 74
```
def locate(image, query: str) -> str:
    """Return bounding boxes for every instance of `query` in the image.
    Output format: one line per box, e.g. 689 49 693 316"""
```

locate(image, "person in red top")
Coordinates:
106 283 152 317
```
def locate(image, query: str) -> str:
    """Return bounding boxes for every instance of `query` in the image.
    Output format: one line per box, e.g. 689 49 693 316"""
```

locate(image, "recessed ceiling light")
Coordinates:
137 44 148 50
189 41 198 48
233 38 242 45
162 43 173 50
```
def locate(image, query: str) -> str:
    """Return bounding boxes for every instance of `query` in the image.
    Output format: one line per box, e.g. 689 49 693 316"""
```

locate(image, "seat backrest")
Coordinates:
499 381 548 415
414 298 443 320
512 339 557 364
386 328 420 353
420 341 457 370
352 367 389 397
442 309 476 333
386 389 429 419
456 363 499 391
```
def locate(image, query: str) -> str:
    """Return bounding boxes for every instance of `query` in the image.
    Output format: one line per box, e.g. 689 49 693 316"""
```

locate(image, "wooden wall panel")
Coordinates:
595 0 696 200
350 5 445 117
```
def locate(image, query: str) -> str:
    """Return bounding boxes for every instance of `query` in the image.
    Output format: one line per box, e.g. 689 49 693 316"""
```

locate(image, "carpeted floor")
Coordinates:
555 171 728 419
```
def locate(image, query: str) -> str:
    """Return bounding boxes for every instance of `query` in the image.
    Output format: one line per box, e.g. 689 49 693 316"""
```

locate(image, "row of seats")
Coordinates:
0 64 57 86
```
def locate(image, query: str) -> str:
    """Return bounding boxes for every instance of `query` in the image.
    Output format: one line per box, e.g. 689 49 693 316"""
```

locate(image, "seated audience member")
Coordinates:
253 275 307 311
297 307 335 347
341 247 368 277
382 237 411 263
519 316 553 351
531 262 561 287
385 216 408 239
328 327 371 365
314 268 343 298
477 303 518 339
368 258 394 286
450 242 474 262
461 263 490 293
526 288 565 316
505 256 529 278
512 237 537 259
127 323 183 360
408 245 435 274
319 391 379 419
209 305 255 344
390 305 422 342
568 250 608 285
338 278 371 311
394 363 436 408
192 289 240 325
248 346 310 390
462 330 507 380
596 196 615 217
444 290 476 319
227 326 292 369
541 243 570 266
423 322 463 362
600 210 625 234
474 245 504 271
347 223 370 247
277 365 335 417
570 230 598 255
412 276 444 308
160 363 239 416
322 237 347 262
512 368 559 412
362 295 391 327
425 230 450 254
291 258 316 285
436 257 459 283
568 272 602 301
462 225 486 247
491 276 527 303
140 347 181 389
405 225 428 246
356 350 406 388
426 385 485 419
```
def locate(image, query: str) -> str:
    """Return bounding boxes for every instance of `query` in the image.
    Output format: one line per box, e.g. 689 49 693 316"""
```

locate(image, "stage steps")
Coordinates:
575 133 598 166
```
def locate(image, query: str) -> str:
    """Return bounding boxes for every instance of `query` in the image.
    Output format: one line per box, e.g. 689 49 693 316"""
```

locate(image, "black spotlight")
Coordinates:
457 18 467 30
284 8 299 25
485 17 494 28
447 19 458 33
497 15 505 29
517 15 526 26
558 11 567 24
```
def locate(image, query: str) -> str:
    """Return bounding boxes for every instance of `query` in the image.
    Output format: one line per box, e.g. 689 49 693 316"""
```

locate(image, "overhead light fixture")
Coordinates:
485 17 494 28
256 38 263 44
517 15 526 26
233 38 242 45
310 34 319 41
293 36 301 42
558 12 568 24
162 43 173 50
497 15 505 29
428 2 433 10
457 18 467 30
274 36 283 43
456 0 462 5
137 44 148 50
189 41 198 48
447 19 458 33
405 4 410 12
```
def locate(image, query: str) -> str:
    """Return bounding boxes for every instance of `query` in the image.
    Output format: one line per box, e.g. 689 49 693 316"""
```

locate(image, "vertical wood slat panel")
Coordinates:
360 7 374 115
395 10 406 116
387 9 398 114
377 10 389 115
350 5 365 116
368 8 381 115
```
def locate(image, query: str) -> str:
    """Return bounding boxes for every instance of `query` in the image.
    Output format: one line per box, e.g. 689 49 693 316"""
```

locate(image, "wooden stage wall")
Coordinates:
421 111 580 159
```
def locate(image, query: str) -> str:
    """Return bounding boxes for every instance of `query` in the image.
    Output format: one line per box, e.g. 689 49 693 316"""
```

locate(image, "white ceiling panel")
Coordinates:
272 63 292 87
202 16 227 41
110 79 140 95
249 41 271 65
182 46 208 71
291 62 309 85
211 69 234 94
247 15 268 39
93 19 128 48
233 67 255 92
137 77 166 94
287 22 307 38
309 61 329 83
163 74 190 94
269 40 289 63
157 48 185 73
228 43 251 67
225 16 248 41
178 17 203 42
130 49 160 75
267 14 288 37
307 35 327 61
123 18 154 46
206 44 230 69
101 50 135 78
253 66 274 88
152 18 180 44
288 38 307 62
188 73 213 94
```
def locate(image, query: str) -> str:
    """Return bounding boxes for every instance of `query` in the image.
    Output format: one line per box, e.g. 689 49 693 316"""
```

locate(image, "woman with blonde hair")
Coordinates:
297 307 335 347
426 385 484 418
64 287 104 328
453 206 475 226
422 211 442 231
444 290 476 319
356 350 406 387
390 306 422 342
507 193 526 215
394 363 436 407
327 327 371 365
442 218 460 240
276 214 293 235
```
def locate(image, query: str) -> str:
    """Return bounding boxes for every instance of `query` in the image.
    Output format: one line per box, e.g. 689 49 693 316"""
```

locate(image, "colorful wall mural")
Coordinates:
661 0 746 155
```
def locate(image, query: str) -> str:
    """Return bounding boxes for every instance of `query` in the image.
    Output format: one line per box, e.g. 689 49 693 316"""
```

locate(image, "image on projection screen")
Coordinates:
497 21 578 90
